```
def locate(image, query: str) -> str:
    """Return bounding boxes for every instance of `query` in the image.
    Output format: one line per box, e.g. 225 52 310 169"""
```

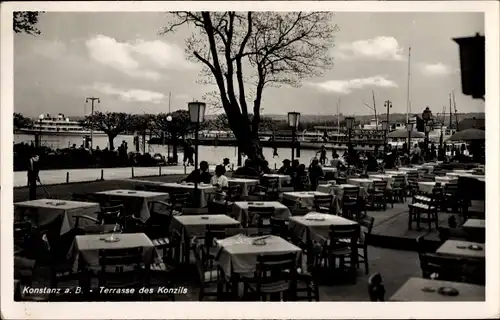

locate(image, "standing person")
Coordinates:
221 158 231 172
316 145 327 165
308 159 324 191
27 152 40 200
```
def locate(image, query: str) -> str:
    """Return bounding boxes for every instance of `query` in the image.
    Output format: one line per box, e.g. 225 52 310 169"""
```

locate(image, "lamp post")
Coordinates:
166 115 172 160
406 122 414 154
345 116 355 157
288 112 300 162
381 120 389 151
188 101 206 206
424 121 433 159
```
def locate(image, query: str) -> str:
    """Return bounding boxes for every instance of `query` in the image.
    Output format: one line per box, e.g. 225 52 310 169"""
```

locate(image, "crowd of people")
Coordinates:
13 141 170 171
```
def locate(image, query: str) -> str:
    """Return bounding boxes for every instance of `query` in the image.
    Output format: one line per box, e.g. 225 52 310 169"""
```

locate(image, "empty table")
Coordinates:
347 178 379 189
156 182 216 207
95 189 169 222
436 240 485 259
227 178 259 197
289 212 357 244
232 201 291 224
418 181 438 194
216 235 302 276
14 199 100 235
282 191 331 209
70 233 155 272
463 219 485 230
261 174 291 188
390 277 485 301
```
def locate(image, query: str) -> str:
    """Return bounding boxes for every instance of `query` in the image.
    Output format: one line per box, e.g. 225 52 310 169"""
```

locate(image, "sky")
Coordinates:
14 11 485 118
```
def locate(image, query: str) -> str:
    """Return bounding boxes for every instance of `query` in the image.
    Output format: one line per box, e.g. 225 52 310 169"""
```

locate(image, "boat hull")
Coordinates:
18 129 108 137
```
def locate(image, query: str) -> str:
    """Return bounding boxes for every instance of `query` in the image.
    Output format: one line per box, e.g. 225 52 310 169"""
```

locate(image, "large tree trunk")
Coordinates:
108 135 115 151
230 117 265 169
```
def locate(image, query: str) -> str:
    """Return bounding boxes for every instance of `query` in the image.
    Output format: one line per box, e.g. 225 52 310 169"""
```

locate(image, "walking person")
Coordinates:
27 151 40 200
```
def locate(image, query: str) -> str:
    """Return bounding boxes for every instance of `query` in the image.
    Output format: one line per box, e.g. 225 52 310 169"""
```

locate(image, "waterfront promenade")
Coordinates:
13 165 207 188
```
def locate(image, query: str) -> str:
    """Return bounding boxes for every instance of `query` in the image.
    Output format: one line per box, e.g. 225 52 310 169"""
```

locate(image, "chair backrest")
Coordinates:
192 242 207 285
329 224 360 246
98 247 144 287
255 252 297 284
367 272 385 301
270 217 288 238
205 225 227 248
444 183 458 194
121 215 145 233
248 206 275 219
14 221 32 250
407 171 419 181
343 187 360 199
359 216 375 239
421 253 464 281
372 180 387 190
171 192 191 209
99 204 124 224
421 174 436 182
392 175 406 186
227 185 242 201
261 177 279 191
314 194 334 209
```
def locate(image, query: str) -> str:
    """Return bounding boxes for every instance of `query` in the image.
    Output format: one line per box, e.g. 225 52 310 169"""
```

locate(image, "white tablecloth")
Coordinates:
418 181 437 194
435 176 458 184
14 199 100 235
95 189 169 222
347 178 380 190
332 184 368 198
282 191 332 209
288 212 357 243
71 233 155 272
261 174 292 188
384 170 407 176
232 201 291 224
445 172 485 182
398 167 419 172
228 178 259 197
157 183 217 208
170 214 241 239
216 235 302 275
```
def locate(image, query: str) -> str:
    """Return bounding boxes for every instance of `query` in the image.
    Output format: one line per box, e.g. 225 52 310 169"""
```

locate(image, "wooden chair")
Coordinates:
368 180 388 210
322 224 360 283
227 185 243 202
248 206 275 235
243 253 298 301
390 175 406 203
73 204 124 230
294 266 320 302
421 173 436 182
314 194 334 214
341 187 360 220
407 194 439 231
357 216 374 275
270 217 289 240
14 221 32 256
367 273 385 301
193 242 225 301
97 247 147 301
169 192 191 214
443 183 460 213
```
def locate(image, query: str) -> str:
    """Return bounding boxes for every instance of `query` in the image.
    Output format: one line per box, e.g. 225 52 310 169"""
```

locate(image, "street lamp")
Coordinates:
406 122 414 154
166 115 172 160
288 112 300 162
345 116 355 157
188 101 206 205
424 121 433 160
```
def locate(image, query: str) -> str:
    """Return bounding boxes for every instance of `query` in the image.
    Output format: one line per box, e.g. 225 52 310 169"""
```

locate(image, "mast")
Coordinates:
372 90 378 130
452 90 459 130
406 46 412 123
449 93 453 128
168 91 171 113
337 97 341 134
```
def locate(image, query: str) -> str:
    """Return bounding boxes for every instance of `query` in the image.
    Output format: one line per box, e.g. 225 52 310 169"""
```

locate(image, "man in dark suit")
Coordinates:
27 151 40 200
182 161 212 184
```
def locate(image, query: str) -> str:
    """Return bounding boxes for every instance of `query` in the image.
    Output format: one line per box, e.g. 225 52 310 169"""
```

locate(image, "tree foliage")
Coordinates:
13 112 33 130
79 112 133 150
161 11 337 165
13 11 42 35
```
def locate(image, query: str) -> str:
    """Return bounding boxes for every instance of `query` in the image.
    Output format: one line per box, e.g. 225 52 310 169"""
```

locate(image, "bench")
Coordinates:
408 195 439 231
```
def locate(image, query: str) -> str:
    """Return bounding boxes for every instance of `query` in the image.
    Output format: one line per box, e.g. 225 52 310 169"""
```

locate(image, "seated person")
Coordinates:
277 159 292 175
260 160 271 174
221 158 231 171
233 159 261 177
365 152 379 172
211 165 229 192
182 160 212 184
293 164 309 191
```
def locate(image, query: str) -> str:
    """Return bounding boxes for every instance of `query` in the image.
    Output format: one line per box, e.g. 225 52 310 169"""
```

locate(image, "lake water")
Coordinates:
14 133 341 168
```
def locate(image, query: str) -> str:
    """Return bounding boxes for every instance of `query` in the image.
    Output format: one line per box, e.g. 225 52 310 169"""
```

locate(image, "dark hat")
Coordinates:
282 159 291 163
